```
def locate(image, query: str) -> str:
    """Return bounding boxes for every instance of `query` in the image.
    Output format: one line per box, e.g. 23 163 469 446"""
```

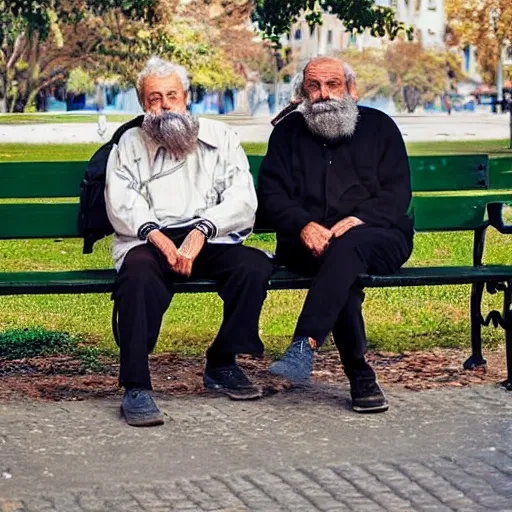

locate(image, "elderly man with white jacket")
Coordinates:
105 56 273 427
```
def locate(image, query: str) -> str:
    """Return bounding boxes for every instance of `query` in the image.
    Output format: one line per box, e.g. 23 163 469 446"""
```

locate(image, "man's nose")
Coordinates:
161 97 172 111
319 84 331 100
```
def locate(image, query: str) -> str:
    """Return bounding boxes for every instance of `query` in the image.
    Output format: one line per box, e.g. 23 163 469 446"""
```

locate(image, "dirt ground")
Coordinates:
0 347 508 401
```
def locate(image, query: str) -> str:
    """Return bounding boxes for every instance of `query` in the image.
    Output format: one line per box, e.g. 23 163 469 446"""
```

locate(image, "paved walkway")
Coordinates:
1 383 511 511
0 112 510 144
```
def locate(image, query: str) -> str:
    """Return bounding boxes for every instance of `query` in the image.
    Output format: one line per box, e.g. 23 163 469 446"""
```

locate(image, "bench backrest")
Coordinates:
1 154 511 239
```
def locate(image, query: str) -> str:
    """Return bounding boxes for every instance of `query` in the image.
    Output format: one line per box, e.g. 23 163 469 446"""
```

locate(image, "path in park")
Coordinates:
0 112 510 144
1 383 512 511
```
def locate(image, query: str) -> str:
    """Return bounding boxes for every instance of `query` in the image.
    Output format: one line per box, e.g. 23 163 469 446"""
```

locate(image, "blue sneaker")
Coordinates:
121 389 164 427
269 336 315 383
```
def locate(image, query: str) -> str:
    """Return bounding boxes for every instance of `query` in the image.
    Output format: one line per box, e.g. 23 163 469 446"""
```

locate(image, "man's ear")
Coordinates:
348 80 358 101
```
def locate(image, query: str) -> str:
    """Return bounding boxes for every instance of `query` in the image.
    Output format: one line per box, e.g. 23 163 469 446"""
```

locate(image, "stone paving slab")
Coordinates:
1 384 511 511
2 452 512 511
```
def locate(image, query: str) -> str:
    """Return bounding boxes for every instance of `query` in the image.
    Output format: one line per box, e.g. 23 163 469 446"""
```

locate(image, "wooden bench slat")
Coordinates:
0 162 84 198
2 194 510 239
408 155 489 191
0 155 492 199
0 203 79 238
489 157 512 190
411 193 512 231
3 265 512 295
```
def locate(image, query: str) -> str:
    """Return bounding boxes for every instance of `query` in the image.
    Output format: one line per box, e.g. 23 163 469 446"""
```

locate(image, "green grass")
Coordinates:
0 229 510 357
1 139 511 358
408 139 512 157
0 113 262 125
0 140 511 162
0 113 136 124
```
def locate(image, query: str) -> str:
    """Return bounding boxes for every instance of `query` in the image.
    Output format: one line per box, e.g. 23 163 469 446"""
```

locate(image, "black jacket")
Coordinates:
257 106 414 251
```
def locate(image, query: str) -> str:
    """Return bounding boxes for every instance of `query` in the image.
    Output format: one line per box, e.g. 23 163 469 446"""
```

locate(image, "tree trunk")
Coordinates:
403 86 421 113
12 93 29 113
0 73 8 113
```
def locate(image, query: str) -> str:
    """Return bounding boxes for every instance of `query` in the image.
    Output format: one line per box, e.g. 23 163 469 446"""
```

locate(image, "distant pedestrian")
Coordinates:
443 93 452 115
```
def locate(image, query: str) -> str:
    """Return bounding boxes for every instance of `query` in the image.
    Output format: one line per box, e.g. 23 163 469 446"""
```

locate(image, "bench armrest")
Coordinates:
488 203 512 234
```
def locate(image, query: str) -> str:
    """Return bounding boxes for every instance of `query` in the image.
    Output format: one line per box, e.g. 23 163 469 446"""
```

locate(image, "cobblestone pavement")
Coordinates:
1 384 511 511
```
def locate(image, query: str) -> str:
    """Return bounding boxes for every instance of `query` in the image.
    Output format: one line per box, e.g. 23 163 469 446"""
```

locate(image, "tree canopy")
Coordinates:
1 0 407 112
252 0 411 46
340 41 464 113
446 0 512 84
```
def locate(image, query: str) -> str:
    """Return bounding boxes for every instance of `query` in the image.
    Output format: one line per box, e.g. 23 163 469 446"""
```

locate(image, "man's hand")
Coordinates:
148 229 178 267
330 216 364 238
300 222 333 258
174 229 206 278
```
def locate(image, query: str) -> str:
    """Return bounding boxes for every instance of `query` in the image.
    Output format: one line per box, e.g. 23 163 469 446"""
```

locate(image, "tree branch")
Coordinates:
6 32 27 70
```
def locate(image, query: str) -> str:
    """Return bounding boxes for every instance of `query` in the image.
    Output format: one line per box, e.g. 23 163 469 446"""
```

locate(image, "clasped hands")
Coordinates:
148 229 205 277
300 216 364 258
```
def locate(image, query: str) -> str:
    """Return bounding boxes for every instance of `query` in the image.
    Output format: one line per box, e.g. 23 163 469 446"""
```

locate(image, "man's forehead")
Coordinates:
144 73 184 91
304 59 345 81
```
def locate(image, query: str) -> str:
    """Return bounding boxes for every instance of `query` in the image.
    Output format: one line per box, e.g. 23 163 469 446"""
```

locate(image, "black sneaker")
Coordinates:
121 389 164 427
204 363 262 400
346 362 388 414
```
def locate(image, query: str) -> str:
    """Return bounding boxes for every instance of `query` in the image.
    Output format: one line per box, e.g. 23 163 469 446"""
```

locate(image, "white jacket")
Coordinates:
105 117 257 270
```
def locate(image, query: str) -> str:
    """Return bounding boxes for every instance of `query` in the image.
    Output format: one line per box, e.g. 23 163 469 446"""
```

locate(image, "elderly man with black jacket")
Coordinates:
258 56 414 413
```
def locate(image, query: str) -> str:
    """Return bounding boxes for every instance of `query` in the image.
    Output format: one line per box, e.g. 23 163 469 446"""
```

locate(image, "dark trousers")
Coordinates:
114 242 274 389
277 226 413 368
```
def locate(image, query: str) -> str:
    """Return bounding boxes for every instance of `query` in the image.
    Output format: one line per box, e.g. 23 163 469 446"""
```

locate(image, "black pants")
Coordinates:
114 241 274 389
277 226 413 368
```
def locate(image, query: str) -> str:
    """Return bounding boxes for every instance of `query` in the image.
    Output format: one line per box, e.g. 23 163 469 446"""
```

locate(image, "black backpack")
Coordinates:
78 115 144 254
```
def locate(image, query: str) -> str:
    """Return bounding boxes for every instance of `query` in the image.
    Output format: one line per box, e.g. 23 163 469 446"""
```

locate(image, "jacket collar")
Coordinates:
143 117 219 163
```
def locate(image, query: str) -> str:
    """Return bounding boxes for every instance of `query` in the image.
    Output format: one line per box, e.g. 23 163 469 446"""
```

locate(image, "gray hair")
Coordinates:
136 56 190 104
291 60 356 101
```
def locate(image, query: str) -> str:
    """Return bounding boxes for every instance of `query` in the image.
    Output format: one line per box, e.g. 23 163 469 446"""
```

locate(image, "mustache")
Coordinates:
142 111 200 161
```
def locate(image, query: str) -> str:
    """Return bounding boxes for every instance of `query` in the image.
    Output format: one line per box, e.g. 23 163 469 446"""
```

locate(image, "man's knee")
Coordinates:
117 246 164 292
233 249 274 284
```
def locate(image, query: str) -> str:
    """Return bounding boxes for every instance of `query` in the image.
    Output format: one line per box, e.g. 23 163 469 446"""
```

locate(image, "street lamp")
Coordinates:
490 8 504 113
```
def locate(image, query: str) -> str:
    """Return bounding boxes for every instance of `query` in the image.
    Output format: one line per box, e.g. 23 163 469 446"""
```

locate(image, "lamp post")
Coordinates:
490 8 504 113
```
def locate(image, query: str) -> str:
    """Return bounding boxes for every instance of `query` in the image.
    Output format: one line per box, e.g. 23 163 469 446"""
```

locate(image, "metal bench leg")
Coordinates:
465 282 487 369
464 226 488 370
112 299 120 348
500 282 512 391
502 325 512 390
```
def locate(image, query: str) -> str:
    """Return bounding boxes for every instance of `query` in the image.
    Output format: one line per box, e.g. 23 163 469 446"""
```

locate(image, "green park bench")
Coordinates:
1 154 512 390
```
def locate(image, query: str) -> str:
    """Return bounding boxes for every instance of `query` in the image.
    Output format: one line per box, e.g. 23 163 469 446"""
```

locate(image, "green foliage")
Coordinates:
341 49 392 99
339 42 465 111
100 20 245 90
1 0 244 112
0 327 77 359
253 0 408 46
384 41 465 112
66 68 95 95
0 326 110 370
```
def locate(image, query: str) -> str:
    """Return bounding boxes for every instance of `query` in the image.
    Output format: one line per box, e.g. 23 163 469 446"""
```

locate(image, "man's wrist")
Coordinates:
138 222 160 241
194 219 217 240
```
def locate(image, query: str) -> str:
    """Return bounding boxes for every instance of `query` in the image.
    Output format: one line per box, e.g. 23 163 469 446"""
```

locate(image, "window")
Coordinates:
327 30 333 45
294 29 302 41
428 0 437 10
463 46 471 72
